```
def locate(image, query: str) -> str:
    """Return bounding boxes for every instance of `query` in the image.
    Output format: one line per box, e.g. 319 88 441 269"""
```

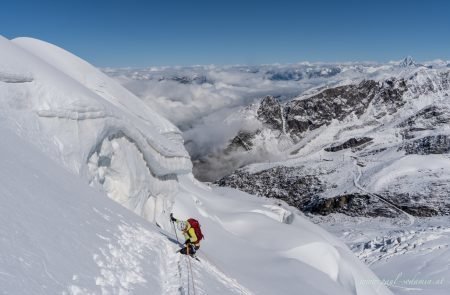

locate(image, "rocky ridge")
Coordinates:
217 65 450 218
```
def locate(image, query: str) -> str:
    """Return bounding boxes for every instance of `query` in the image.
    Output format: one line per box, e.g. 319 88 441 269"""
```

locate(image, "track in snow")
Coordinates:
352 159 415 226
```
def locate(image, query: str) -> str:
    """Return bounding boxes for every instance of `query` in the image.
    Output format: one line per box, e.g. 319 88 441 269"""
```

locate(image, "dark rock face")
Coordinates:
212 71 450 219
398 106 450 139
400 205 439 217
216 166 324 210
399 106 450 128
225 96 283 154
325 137 373 152
380 192 447 216
284 79 407 138
307 194 400 217
373 79 408 115
217 163 449 217
216 168 406 218
285 80 377 135
227 77 409 153
213 74 450 218
225 131 256 152
401 135 450 155
257 96 284 131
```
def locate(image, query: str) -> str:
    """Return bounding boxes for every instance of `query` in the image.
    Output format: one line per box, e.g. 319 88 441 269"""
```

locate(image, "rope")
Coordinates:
185 256 191 295
171 219 196 295
185 243 197 295
187 255 197 295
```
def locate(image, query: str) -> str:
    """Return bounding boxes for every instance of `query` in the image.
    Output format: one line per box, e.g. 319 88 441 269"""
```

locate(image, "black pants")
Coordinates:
180 244 199 255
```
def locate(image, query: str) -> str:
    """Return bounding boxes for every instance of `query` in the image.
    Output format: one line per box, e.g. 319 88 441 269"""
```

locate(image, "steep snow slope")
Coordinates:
0 126 249 295
173 177 394 295
0 35 392 294
0 35 191 226
0 123 391 295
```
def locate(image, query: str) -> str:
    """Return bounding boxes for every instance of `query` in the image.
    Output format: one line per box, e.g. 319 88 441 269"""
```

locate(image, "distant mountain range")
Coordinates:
107 58 450 219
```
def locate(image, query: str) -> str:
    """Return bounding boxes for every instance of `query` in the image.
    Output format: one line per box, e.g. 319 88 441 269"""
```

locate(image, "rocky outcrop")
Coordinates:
400 205 439 217
307 194 400 217
213 70 450 219
400 135 450 155
257 96 284 131
325 137 373 152
285 80 377 136
227 77 409 154
216 169 409 218
225 131 256 152
216 166 324 210
284 79 407 138
217 166 449 217
225 96 283 153
399 106 450 129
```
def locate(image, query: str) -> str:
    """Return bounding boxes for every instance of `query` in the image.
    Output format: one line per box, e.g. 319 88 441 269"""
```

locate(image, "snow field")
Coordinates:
0 35 394 294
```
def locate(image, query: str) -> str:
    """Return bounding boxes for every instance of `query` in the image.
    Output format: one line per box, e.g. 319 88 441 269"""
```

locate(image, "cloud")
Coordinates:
106 63 381 180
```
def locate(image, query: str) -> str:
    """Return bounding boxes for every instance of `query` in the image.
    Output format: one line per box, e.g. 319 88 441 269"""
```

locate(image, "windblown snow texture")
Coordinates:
0 35 391 295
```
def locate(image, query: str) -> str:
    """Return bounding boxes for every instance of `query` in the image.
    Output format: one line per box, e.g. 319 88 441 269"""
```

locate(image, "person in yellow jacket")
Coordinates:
170 213 201 256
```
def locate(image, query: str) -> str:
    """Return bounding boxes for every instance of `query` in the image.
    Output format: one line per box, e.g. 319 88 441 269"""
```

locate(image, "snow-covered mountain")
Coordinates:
104 62 384 164
106 59 450 294
0 35 392 294
216 64 450 218
115 57 450 219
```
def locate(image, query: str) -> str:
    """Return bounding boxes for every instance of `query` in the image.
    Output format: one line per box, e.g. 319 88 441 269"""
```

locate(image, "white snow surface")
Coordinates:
0 35 191 225
0 126 252 295
313 215 450 295
0 35 392 294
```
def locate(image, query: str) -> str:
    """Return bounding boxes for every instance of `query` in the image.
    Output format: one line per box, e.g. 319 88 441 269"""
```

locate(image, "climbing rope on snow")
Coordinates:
185 256 191 295
171 218 197 295
186 255 197 295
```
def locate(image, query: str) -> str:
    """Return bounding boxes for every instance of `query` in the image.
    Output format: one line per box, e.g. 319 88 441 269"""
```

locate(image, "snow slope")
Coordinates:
173 177 394 295
0 35 392 294
0 124 390 295
0 125 255 294
0 35 191 226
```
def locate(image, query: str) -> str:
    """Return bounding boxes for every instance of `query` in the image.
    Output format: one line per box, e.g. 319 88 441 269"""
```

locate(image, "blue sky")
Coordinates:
1 0 449 67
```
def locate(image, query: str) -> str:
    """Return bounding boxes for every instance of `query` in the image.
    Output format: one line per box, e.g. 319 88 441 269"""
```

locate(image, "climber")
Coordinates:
170 213 204 256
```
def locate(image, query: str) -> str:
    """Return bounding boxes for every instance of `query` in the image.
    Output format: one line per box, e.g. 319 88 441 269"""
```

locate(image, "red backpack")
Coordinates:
187 218 204 242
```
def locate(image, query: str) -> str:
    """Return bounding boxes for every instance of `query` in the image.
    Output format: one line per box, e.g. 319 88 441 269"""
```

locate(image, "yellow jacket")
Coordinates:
181 222 199 246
